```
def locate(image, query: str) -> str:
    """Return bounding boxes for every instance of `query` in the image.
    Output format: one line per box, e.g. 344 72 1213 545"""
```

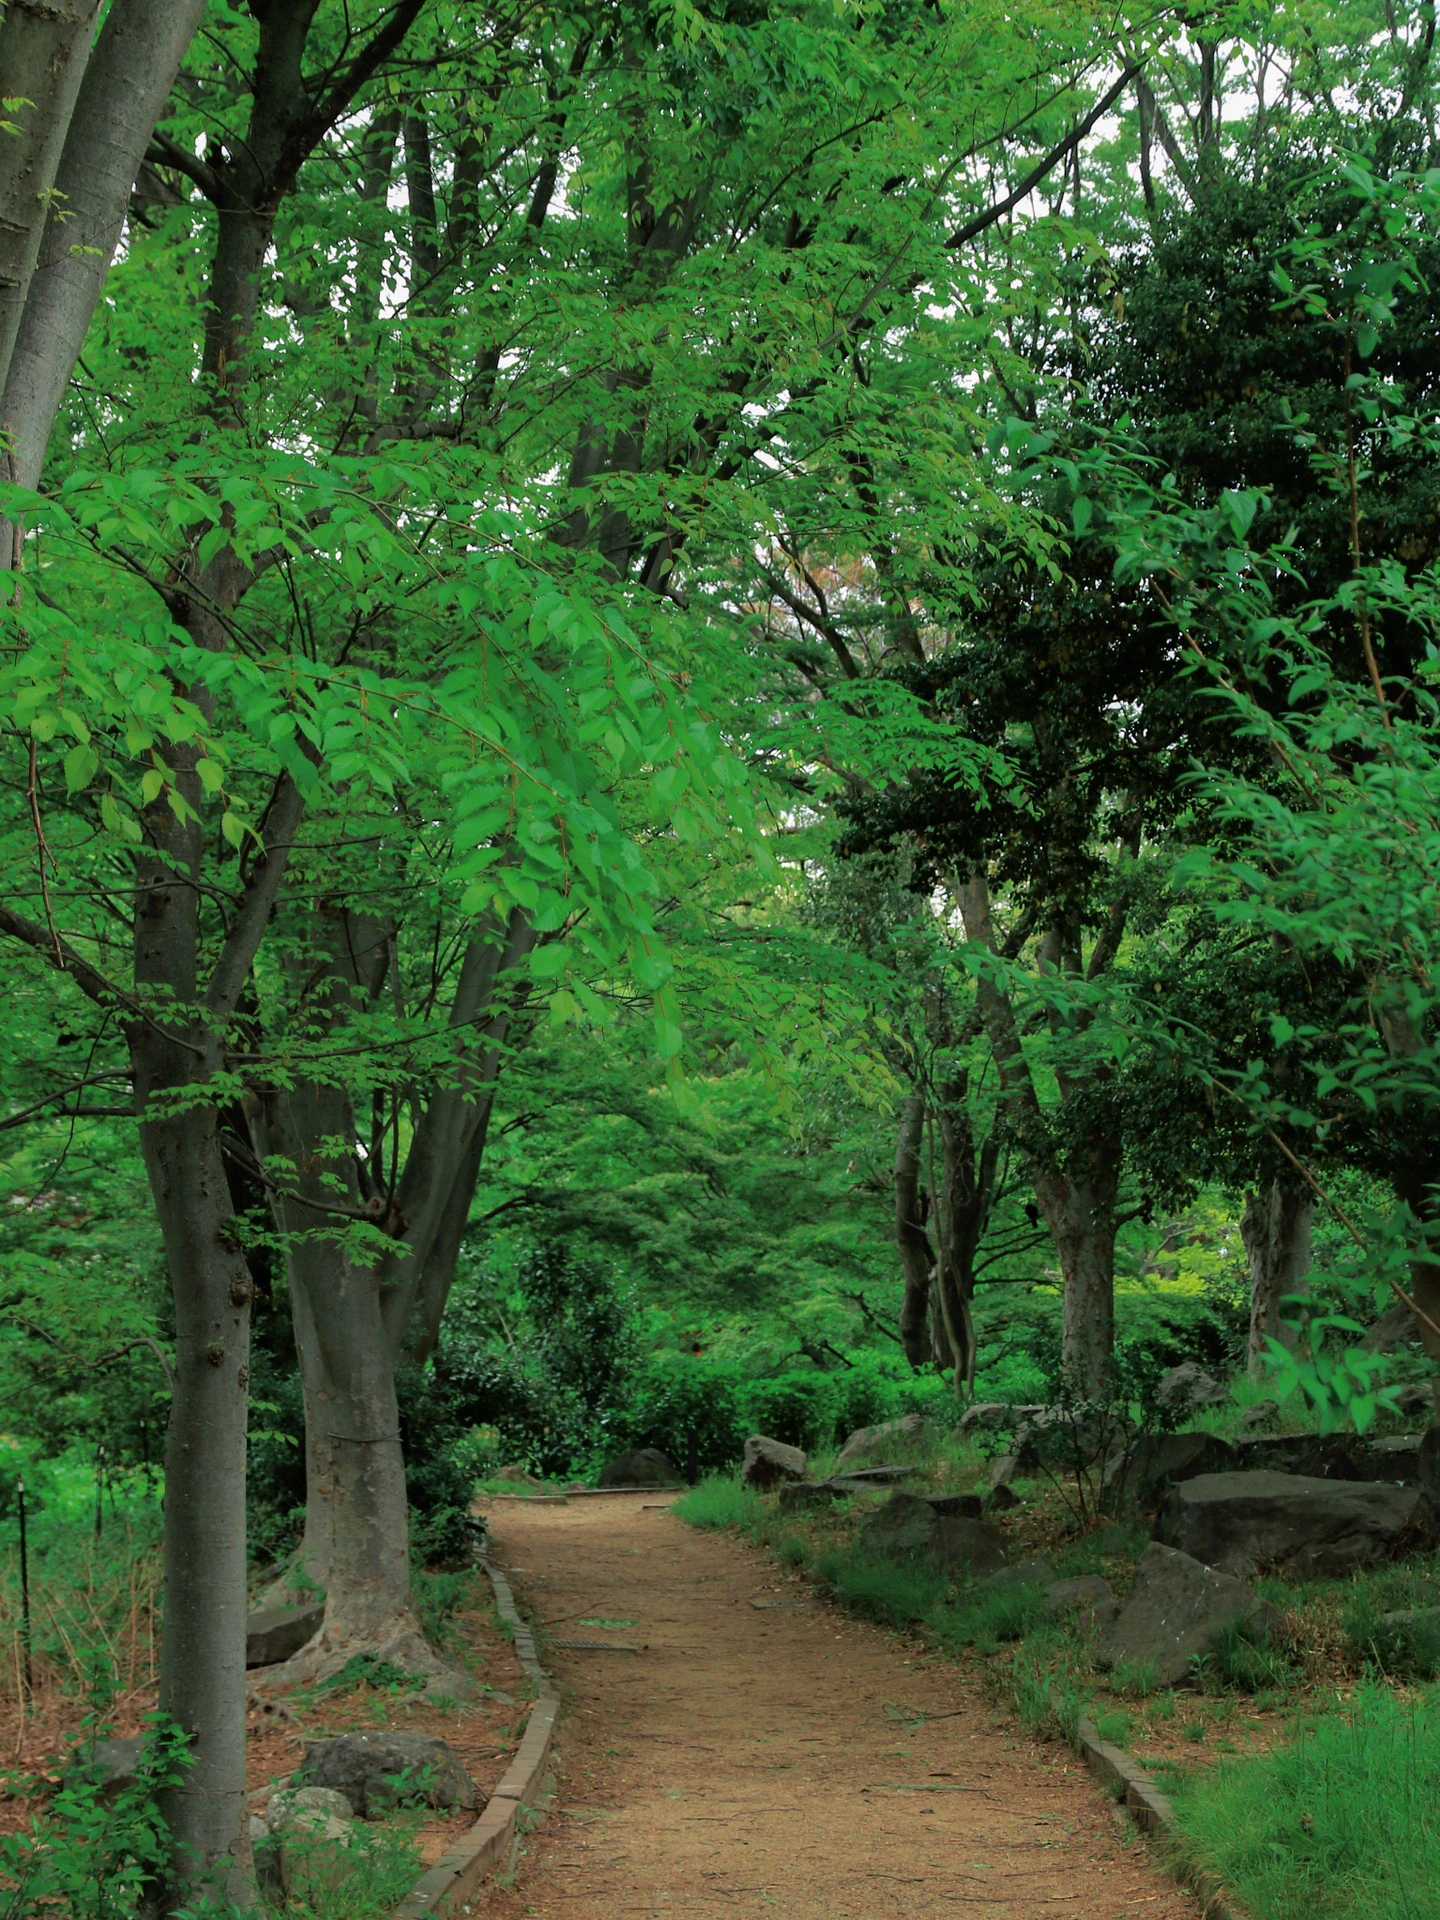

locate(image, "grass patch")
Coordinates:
672 1475 766 1532
1170 1684 1440 1920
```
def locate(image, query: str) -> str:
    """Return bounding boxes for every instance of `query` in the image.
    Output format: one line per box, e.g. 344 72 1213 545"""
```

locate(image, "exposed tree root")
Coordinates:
250 1616 474 1705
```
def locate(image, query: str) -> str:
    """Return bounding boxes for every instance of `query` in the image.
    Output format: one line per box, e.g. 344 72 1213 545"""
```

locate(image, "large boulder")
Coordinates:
860 1493 1008 1578
1012 1407 1130 1472
597 1447 680 1489
969 1563 1117 1630
1155 1363 1228 1419
742 1435 807 1489
1156 1470 1433 1578
297 1732 478 1818
1097 1541 1275 1688
246 1602 323 1668
1101 1432 1237 1514
1234 1433 1425 1486
834 1414 935 1471
958 1402 1043 1438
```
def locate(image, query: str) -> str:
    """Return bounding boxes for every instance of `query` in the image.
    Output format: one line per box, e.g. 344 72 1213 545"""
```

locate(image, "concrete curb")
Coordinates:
1074 1718 1246 1920
389 1559 558 1919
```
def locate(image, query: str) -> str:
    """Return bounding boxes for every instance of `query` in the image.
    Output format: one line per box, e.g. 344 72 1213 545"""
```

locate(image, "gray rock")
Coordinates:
968 1563 1115 1629
983 1451 1023 1511
66 1736 142 1802
298 1732 478 1818
971 1559 1054 1598
1391 1382 1435 1423
958 1402 1043 1437
245 1602 323 1668
597 1447 680 1488
1044 1575 1118 1630
275 1809 360 1903
266 1786 355 1832
926 1492 984 1518
742 1435 807 1490
1155 1363 1228 1418
823 1466 918 1488
777 1481 838 1511
1361 1303 1421 1352
1097 1541 1274 1687
1101 1432 1237 1513
1156 1470 1433 1578
984 1479 1021 1514
778 1467 922 1510
834 1414 935 1471
1013 1408 1130 1471
860 1493 1008 1578
1238 1401 1280 1432
1234 1432 1424 1485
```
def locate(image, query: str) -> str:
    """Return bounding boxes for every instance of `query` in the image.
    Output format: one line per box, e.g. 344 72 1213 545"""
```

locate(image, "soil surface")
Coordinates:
484 1492 1200 1920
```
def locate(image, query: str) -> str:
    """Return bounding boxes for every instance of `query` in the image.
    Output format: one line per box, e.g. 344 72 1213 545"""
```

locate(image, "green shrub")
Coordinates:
0 1715 187 1920
1170 1685 1440 1920
671 1475 765 1532
741 1374 840 1451
617 1359 747 1475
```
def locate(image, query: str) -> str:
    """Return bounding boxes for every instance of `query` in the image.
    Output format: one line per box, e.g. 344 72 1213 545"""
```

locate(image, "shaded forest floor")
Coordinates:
483 1492 1198 1919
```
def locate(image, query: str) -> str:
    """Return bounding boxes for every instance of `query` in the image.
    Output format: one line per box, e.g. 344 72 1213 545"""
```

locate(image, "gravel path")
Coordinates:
484 1492 1199 1920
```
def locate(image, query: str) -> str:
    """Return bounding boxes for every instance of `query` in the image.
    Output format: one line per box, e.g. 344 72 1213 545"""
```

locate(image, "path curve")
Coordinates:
483 1494 1197 1919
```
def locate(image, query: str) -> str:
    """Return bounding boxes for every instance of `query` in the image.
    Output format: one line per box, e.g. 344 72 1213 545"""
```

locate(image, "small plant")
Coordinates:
0 1713 188 1920
1205 1620 1301 1696
1111 1656 1163 1698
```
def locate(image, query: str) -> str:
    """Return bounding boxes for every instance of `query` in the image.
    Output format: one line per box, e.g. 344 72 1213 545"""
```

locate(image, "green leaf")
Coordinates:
63 742 99 795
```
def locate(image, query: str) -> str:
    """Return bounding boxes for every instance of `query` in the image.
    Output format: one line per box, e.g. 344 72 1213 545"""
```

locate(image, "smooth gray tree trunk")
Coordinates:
138 1115 255 1912
1241 1178 1314 1378
0 0 99 402
2 0 207 489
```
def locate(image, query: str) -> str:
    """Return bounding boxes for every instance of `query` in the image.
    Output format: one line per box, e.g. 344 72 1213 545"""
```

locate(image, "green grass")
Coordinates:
672 1475 766 1532
675 1468 1097 1737
1170 1684 1440 1920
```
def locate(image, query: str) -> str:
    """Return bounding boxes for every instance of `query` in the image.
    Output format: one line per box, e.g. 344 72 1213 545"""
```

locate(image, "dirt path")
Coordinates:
484 1494 1198 1919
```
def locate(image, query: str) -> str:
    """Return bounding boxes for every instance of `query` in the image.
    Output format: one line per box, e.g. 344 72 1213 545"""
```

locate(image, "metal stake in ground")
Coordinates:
17 1476 32 1703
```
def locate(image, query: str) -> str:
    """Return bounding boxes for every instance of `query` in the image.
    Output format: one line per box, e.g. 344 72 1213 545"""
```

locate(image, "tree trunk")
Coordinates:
1036 1153 1120 1400
0 0 99 401
137 1113 254 1911
1 0 206 491
894 1092 933 1368
1240 1178 1314 1378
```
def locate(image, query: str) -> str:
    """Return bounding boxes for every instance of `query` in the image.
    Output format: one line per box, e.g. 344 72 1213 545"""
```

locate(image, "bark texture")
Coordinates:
956 870 1122 1399
894 1093 933 1368
1240 1178 1314 1378
2 0 205 488
0 0 99 400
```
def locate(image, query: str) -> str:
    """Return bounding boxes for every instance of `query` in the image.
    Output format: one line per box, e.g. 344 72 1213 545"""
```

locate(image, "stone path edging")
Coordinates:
390 1559 558 1919
1074 1717 1246 1920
